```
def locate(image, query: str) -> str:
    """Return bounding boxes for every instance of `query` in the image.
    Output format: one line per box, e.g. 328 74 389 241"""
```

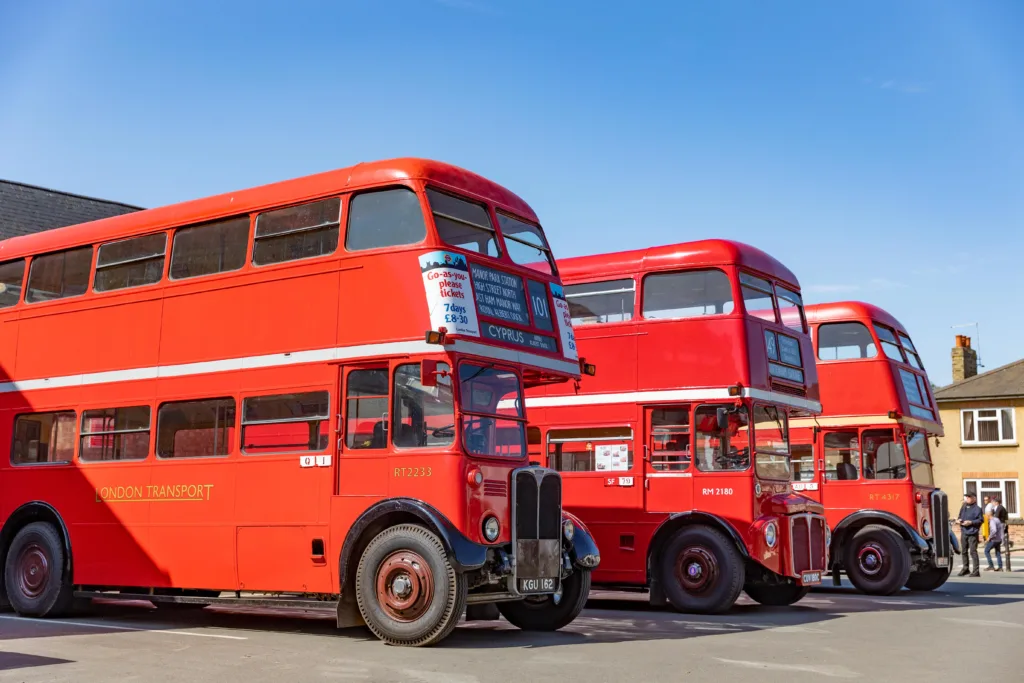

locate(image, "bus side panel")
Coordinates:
337 257 430 348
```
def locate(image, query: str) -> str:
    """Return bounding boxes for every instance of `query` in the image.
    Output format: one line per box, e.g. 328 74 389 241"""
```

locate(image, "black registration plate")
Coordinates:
518 577 557 594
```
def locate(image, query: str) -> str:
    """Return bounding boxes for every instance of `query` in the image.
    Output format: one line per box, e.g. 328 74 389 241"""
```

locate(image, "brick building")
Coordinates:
0 179 141 240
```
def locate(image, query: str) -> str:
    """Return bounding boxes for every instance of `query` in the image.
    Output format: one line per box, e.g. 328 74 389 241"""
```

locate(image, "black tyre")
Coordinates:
497 568 591 631
843 524 911 596
354 524 467 647
744 582 810 606
4 522 75 617
905 564 952 592
659 526 744 614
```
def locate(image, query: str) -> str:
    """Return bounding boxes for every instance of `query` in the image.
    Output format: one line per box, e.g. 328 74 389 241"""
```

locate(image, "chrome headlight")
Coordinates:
563 518 575 541
482 516 500 542
764 521 778 549
922 519 931 537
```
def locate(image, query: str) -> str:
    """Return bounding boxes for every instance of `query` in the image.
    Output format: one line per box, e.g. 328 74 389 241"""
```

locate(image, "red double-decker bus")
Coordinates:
0 158 600 647
790 302 952 595
526 240 828 613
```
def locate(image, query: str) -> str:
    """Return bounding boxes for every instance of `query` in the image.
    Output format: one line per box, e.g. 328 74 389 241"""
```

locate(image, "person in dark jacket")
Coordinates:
956 493 985 577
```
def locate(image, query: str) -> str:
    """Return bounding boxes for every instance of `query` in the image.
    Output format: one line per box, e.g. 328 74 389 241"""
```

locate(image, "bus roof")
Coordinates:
0 158 536 261
805 301 908 335
556 239 800 287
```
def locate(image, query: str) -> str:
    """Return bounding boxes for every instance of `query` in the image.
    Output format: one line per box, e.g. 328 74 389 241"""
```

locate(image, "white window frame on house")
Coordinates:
963 478 1019 519
960 407 1016 446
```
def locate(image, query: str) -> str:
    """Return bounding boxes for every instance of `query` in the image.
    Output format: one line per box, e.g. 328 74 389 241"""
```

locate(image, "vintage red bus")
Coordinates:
525 240 828 613
0 158 600 647
791 301 952 595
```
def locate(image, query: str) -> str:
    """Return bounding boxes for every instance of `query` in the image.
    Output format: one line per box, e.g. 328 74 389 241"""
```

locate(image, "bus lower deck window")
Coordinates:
12 412 76 465
242 392 330 454
157 399 236 458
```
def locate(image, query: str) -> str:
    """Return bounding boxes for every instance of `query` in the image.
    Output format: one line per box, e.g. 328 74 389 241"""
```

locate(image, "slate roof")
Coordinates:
0 180 142 240
934 358 1024 402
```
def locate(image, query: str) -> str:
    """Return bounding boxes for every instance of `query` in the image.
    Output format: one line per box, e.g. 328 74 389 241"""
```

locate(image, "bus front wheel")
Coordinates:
497 568 591 631
905 564 952 592
843 525 911 595
354 524 467 647
659 526 744 614
743 581 810 606
4 522 75 617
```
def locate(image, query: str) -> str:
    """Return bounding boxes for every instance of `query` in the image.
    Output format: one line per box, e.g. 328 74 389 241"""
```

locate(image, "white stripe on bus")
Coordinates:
0 340 580 395
523 387 822 413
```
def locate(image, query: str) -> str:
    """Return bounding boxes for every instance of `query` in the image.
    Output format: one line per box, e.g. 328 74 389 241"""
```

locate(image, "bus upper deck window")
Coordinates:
496 213 555 274
565 279 635 325
254 197 341 266
776 285 805 333
816 322 877 360
170 216 249 280
95 233 167 292
0 259 25 308
346 187 426 252
873 323 907 363
739 273 777 323
25 246 92 303
642 269 733 320
426 189 499 257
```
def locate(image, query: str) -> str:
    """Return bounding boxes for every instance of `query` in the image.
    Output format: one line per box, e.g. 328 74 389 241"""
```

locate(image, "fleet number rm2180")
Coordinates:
702 488 734 495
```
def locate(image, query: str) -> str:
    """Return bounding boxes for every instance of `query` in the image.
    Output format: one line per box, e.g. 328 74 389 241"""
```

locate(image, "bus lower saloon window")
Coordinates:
862 429 906 479
94 233 166 291
157 399 235 458
170 216 250 279
650 408 691 471
694 405 750 471
80 407 151 461
253 197 341 266
458 363 525 457
0 259 26 308
392 363 454 448
346 369 389 449
242 392 329 454
816 322 878 360
824 430 860 480
427 189 499 257
642 269 734 320
753 404 791 480
547 427 633 472
12 412 76 464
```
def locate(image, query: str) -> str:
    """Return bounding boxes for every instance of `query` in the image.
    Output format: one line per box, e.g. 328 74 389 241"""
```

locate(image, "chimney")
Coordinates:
952 335 978 382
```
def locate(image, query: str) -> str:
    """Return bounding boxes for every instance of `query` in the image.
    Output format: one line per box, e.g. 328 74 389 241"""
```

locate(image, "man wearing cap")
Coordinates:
956 493 984 577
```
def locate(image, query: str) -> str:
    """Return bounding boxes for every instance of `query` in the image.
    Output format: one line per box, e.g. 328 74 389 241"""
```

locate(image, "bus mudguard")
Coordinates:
648 511 751 565
562 511 600 569
831 509 929 558
0 502 74 578
337 498 488 592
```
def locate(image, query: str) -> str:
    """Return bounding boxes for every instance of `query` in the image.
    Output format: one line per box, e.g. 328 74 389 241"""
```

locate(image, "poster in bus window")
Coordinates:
419 251 480 338
550 283 579 361
595 443 629 472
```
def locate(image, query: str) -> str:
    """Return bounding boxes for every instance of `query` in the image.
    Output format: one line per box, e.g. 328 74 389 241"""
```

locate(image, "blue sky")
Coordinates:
1 0 1021 384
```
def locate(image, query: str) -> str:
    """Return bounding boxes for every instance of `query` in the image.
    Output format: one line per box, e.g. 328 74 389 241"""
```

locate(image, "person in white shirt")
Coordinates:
984 496 997 516
984 515 1004 572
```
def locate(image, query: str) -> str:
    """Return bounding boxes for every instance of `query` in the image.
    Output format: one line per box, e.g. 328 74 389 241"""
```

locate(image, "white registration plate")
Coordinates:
936 557 949 567
801 571 822 585
518 577 556 594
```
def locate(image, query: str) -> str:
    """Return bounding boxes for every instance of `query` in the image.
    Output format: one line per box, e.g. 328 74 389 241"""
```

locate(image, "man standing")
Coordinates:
957 493 984 577
985 513 1005 572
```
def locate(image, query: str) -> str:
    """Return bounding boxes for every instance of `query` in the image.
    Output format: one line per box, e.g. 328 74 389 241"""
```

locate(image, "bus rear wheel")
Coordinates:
905 564 952 592
497 568 591 631
355 524 466 647
4 522 75 617
659 526 744 614
843 525 911 596
743 582 810 606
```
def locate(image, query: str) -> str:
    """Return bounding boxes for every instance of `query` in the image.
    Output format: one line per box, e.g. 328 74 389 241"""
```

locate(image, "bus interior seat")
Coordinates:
836 462 858 480
371 421 386 449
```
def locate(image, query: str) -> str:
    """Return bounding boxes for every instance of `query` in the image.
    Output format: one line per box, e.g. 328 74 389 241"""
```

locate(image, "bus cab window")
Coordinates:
392 363 454 449
753 404 791 480
426 189 499 257
157 399 235 458
824 430 860 480
253 197 340 266
346 188 426 252
12 412 76 465
458 364 524 458
694 405 750 472
862 428 906 480
242 392 330 454
0 259 26 308
345 369 389 449
791 444 815 482
649 407 691 471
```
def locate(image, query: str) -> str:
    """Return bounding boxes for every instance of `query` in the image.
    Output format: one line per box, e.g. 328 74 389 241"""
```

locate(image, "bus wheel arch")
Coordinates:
830 510 925 568
647 513 747 614
0 502 74 611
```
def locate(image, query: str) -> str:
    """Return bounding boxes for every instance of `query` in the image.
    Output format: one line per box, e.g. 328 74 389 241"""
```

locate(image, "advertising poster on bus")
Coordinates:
550 283 579 361
419 250 481 337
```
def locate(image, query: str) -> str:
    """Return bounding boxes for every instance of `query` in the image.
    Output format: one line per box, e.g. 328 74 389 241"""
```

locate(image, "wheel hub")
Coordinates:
857 543 887 577
18 543 49 599
676 546 718 593
375 550 433 622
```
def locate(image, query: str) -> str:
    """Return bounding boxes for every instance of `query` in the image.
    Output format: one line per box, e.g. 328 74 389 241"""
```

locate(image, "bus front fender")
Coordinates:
831 510 929 562
562 511 600 569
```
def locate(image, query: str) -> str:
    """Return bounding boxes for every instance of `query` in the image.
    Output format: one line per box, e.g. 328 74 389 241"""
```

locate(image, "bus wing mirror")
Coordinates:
421 360 440 387
716 407 729 431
